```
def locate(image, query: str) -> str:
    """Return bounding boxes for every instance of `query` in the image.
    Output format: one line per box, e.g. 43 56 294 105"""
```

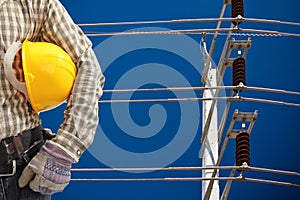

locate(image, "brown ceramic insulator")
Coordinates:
231 0 244 25
236 132 250 170
232 57 246 90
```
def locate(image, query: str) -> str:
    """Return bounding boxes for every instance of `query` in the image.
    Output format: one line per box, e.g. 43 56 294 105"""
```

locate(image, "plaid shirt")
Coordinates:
0 0 105 161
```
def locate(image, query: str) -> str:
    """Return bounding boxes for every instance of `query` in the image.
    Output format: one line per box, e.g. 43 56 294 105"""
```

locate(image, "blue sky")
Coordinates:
40 0 300 199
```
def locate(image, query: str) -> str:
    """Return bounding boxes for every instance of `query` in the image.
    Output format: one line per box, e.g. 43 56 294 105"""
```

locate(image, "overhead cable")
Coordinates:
98 96 300 107
102 85 300 95
71 165 239 172
70 176 300 188
77 17 300 27
71 177 239 182
84 28 300 37
71 166 300 176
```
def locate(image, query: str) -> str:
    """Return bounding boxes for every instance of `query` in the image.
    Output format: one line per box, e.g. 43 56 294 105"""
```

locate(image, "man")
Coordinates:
0 0 105 199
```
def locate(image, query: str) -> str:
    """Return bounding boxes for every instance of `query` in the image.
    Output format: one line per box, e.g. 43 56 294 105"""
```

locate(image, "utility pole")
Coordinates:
201 35 219 200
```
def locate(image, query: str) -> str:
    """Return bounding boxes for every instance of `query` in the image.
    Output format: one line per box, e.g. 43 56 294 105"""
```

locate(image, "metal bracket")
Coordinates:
224 38 252 67
223 0 232 5
227 109 258 138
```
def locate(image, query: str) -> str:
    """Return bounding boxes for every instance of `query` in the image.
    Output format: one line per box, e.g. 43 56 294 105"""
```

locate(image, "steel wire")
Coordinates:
78 17 300 27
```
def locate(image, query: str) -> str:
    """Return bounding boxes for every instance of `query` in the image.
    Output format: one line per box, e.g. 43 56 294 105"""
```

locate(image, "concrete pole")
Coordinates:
202 38 219 200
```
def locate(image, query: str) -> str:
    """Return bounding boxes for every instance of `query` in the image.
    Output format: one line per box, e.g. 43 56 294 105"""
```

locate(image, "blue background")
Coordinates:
40 0 300 199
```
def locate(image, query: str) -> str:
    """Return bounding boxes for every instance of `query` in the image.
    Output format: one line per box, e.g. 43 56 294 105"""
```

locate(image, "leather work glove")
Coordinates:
18 141 75 194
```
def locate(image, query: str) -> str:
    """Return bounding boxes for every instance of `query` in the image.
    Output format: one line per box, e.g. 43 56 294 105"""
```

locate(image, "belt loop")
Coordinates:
3 140 14 155
12 136 24 158
3 135 25 163
3 139 15 163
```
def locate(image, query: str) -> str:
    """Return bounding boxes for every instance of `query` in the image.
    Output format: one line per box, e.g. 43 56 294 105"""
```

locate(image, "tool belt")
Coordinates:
0 126 53 177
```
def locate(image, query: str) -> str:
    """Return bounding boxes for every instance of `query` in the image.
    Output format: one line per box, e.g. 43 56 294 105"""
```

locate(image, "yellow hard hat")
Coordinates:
4 40 77 113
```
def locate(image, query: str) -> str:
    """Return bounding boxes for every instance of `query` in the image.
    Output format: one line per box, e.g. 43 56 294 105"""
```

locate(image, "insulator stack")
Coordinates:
232 57 246 90
235 132 250 169
231 0 244 25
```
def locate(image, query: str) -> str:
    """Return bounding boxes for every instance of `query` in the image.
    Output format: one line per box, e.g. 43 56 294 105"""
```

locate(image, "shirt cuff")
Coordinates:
50 130 87 163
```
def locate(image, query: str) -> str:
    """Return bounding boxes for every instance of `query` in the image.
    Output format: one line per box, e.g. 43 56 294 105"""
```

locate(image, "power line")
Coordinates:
71 165 300 176
103 85 300 95
77 17 300 27
86 31 282 37
78 17 231 26
84 28 300 37
70 175 300 188
71 177 238 182
98 95 300 107
242 177 300 188
71 165 238 172
99 96 229 103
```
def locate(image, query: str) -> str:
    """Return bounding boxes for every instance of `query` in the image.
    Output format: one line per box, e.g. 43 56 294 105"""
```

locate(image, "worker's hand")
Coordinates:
18 141 74 194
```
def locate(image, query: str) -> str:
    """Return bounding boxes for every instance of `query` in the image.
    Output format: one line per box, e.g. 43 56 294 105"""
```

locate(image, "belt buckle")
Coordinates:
0 160 16 177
